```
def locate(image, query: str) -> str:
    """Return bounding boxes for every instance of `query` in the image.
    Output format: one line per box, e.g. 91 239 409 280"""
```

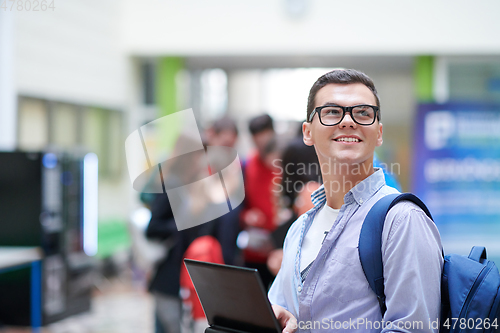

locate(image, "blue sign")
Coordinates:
413 103 500 261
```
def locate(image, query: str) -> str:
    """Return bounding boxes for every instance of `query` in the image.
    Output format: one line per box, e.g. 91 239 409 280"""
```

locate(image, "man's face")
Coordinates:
252 129 275 157
302 83 383 171
211 130 238 148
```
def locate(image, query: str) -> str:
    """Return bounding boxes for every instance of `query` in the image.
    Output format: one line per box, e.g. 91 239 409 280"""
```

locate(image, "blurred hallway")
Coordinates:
0 272 154 333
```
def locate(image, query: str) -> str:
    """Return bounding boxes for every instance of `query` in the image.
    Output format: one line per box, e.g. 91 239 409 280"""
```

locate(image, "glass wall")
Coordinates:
17 96 125 178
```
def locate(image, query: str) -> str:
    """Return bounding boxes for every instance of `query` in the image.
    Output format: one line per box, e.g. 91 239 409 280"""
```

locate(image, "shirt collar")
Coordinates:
310 168 386 208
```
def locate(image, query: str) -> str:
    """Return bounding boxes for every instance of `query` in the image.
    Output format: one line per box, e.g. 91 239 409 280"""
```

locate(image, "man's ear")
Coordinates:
303 121 314 146
376 122 383 147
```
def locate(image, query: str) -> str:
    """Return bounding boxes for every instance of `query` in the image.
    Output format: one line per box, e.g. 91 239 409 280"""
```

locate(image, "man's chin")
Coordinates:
319 156 373 174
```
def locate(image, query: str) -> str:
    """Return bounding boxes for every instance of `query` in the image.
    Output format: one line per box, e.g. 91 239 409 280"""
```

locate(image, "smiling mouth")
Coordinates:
334 137 361 143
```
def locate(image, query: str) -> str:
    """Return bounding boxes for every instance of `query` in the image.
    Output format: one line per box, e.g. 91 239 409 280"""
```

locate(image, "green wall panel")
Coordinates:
415 55 434 102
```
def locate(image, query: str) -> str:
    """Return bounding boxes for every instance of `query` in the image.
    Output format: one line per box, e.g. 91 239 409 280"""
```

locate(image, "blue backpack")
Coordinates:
359 193 500 332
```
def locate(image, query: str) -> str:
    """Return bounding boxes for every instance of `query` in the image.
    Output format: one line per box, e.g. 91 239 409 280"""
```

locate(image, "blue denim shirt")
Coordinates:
268 169 443 333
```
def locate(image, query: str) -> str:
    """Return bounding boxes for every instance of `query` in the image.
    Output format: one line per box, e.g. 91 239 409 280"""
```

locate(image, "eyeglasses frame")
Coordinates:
308 104 380 126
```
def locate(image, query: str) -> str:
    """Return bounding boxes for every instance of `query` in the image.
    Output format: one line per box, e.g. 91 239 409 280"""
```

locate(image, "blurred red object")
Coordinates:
180 235 224 319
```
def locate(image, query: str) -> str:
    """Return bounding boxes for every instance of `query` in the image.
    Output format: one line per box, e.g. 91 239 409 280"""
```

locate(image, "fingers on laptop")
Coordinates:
272 304 298 333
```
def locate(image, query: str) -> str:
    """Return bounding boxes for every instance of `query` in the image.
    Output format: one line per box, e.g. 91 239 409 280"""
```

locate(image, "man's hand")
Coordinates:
272 304 297 333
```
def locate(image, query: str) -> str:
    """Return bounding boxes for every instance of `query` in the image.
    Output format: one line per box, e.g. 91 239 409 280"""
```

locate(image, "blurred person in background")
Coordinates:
147 194 216 333
205 116 239 149
240 114 282 288
204 116 243 265
146 116 245 333
374 152 401 191
145 133 221 333
278 125 323 217
267 126 322 276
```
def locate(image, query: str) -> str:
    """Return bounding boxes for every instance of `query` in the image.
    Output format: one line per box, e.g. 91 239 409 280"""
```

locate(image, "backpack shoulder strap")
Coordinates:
358 193 433 316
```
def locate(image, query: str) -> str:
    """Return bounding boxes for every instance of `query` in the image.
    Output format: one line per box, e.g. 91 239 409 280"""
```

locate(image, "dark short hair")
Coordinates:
211 116 238 136
306 69 380 122
248 114 274 135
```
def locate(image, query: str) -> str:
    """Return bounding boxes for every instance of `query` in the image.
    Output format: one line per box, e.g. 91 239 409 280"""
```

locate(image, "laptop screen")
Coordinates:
184 259 281 333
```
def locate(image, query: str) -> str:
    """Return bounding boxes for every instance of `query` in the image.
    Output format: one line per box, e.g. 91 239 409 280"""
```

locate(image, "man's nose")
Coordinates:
339 111 356 127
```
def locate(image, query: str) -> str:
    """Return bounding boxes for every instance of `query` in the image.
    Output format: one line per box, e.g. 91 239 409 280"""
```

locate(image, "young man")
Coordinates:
269 69 443 333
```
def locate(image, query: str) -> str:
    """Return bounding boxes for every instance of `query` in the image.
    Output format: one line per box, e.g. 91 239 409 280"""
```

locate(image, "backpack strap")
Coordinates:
358 193 433 316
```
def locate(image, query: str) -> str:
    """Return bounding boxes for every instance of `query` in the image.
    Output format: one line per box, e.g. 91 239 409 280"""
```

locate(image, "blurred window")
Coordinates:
200 68 227 122
106 111 124 176
52 103 79 148
18 97 49 151
82 107 106 173
449 62 500 102
141 61 156 105
17 96 124 179
262 68 333 121
81 107 124 178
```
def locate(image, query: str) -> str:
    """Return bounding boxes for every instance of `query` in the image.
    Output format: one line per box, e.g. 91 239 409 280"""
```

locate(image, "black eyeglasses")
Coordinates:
309 105 380 126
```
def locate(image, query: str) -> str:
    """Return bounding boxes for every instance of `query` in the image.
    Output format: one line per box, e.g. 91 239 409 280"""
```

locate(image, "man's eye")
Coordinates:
323 108 342 116
353 107 372 117
355 110 369 116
